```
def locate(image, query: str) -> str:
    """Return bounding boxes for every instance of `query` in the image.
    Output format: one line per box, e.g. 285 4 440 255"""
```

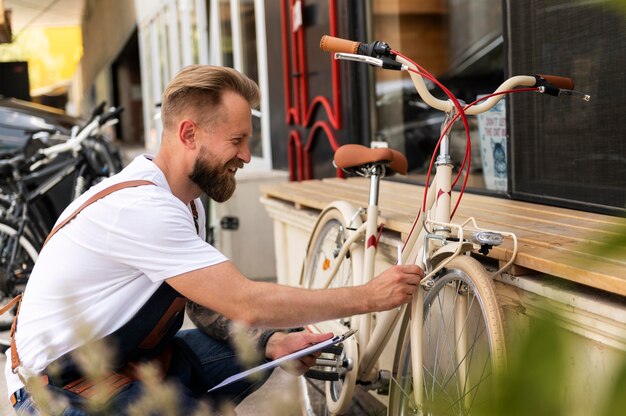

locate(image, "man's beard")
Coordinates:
189 150 241 202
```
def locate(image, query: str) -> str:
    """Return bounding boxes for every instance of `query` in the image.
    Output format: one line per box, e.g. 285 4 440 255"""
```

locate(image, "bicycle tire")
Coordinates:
86 135 122 176
0 219 39 297
300 206 364 415
388 255 506 416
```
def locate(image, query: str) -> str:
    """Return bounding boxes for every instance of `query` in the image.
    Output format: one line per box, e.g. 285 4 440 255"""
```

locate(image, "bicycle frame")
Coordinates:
9 155 90 240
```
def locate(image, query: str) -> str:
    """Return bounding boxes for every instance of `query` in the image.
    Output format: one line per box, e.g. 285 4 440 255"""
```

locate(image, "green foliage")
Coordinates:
606 0 626 13
479 312 626 416
601 218 626 258
598 359 626 416
489 317 568 416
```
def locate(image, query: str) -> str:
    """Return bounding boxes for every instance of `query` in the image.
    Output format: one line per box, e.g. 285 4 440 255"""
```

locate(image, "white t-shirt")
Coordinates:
5 155 228 396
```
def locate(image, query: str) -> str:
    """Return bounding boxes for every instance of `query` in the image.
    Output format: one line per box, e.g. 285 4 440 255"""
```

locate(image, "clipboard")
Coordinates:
207 329 357 393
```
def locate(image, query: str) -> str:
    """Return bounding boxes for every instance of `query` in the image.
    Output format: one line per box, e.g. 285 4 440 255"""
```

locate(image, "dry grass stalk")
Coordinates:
230 321 261 371
24 373 68 415
126 362 180 416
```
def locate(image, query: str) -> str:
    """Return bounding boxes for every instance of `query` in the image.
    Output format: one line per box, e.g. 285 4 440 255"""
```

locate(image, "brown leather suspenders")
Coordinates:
10 180 155 374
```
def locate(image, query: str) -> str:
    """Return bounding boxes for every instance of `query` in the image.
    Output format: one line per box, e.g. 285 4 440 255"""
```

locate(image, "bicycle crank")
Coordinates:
305 321 359 414
305 344 353 381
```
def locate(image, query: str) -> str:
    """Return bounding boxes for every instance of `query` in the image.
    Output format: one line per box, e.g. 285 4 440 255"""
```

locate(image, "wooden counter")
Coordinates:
262 177 626 297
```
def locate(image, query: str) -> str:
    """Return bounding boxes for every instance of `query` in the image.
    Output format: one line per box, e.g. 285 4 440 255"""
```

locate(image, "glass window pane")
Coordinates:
157 12 170 90
219 0 234 67
250 112 262 158
239 0 258 84
141 25 153 122
189 0 199 63
204 0 212 62
372 0 504 192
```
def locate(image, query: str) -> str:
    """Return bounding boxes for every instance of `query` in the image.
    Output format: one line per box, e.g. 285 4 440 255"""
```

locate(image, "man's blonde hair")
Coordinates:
160 65 260 131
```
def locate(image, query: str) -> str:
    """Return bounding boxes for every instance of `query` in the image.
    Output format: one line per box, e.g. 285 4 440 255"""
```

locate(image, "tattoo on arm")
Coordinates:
185 301 263 344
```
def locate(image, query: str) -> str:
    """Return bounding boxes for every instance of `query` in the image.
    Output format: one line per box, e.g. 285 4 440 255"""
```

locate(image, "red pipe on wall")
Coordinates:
281 0 343 180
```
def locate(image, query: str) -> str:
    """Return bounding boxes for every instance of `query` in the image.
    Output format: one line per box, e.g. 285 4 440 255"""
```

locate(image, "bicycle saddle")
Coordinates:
334 144 408 176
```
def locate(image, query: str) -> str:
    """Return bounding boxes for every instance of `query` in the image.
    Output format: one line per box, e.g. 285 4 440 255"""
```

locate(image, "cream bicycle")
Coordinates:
299 35 590 416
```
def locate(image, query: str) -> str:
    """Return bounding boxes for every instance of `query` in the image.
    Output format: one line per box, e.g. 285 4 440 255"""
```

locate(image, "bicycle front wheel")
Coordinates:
389 256 506 416
0 219 39 297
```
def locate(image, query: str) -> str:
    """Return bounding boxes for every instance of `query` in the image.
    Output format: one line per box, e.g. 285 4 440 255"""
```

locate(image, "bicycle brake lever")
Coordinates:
538 86 591 102
334 53 406 71
334 52 383 66
558 89 591 102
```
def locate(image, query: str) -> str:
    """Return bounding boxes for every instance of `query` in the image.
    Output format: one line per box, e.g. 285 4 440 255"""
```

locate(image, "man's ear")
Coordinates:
178 120 197 149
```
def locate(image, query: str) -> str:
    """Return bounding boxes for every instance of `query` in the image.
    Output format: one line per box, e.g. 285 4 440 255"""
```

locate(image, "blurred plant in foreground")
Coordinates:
482 310 626 416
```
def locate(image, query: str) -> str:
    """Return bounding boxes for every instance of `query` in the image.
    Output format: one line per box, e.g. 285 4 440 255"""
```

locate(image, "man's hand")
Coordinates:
364 264 424 311
265 331 334 375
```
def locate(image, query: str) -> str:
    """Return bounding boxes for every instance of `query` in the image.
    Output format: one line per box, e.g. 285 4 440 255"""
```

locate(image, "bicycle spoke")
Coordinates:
438 323 487 405
466 347 492 412
436 298 491 414
435 284 461 401
440 356 492 415
455 290 480 405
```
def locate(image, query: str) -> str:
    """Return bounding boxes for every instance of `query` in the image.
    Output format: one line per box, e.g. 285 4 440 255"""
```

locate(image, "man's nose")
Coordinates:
238 143 251 164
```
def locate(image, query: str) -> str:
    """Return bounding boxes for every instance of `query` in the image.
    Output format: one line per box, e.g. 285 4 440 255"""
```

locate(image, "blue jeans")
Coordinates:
13 329 272 415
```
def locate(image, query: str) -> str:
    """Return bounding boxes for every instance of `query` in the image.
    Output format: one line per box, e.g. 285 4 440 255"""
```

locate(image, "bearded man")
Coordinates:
5 65 422 415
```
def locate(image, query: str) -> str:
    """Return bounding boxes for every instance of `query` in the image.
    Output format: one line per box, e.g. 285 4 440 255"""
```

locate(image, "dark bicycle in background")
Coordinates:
0 102 123 331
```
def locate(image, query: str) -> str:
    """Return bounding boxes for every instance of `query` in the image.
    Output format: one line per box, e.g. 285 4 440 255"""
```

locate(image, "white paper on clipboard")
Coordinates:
207 329 357 393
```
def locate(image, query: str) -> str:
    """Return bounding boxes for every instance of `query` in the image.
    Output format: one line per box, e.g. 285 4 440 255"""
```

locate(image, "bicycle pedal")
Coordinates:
304 344 353 382
304 368 340 382
319 344 343 355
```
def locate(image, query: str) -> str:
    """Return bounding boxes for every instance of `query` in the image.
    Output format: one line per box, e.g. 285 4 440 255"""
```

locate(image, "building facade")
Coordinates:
75 0 625 220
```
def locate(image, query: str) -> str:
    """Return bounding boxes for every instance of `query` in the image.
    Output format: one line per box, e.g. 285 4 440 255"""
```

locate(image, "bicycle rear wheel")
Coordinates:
301 206 363 286
0 219 39 297
300 206 364 415
388 256 506 416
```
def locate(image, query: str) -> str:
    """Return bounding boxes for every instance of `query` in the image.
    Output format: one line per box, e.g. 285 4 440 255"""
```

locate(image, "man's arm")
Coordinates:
167 260 422 329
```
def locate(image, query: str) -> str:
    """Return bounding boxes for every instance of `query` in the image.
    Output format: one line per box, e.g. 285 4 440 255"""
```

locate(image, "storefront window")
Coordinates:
219 0 234 68
138 0 270 167
372 0 504 192
189 0 200 64
140 26 153 124
250 109 262 158
157 12 171 92
239 0 259 85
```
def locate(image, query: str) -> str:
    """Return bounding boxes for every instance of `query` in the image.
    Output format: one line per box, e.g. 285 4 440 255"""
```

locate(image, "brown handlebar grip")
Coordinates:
320 35 361 54
538 74 574 90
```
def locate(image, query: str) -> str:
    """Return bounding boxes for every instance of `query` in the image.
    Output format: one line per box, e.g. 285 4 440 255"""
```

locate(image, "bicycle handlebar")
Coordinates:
88 101 107 122
320 35 393 57
320 35 360 55
99 106 123 126
320 35 588 114
37 107 123 162
535 74 574 90
0 105 123 174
